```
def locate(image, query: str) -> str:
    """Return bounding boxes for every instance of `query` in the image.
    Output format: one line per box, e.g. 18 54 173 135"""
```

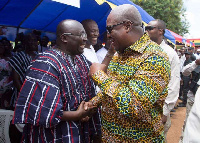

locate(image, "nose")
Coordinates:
83 36 88 41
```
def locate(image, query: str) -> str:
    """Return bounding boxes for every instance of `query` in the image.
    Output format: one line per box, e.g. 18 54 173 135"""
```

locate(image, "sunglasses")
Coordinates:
60 32 87 39
145 26 156 31
106 21 134 34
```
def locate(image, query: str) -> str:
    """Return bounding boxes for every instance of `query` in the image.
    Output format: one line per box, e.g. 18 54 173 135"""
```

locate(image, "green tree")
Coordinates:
132 0 189 36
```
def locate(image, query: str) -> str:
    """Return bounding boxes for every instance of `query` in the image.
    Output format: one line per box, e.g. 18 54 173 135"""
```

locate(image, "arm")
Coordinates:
61 101 97 121
101 43 116 72
182 59 200 76
11 68 22 91
89 55 170 121
163 53 180 116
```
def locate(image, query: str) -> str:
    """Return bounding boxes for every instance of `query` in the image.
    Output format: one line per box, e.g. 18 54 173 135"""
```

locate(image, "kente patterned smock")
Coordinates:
91 34 170 142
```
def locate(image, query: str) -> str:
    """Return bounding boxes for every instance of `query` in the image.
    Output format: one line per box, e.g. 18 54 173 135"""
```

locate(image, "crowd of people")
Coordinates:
0 4 199 143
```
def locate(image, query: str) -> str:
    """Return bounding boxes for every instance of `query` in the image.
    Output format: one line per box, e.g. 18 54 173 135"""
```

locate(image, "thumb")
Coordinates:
79 101 85 108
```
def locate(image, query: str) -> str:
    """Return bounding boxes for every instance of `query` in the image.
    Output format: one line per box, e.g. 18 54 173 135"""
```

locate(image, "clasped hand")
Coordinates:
77 101 97 122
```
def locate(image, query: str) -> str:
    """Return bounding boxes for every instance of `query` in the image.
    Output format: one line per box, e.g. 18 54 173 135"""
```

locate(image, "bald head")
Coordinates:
108 4 142 26
56 19 87 56
56 19 83 37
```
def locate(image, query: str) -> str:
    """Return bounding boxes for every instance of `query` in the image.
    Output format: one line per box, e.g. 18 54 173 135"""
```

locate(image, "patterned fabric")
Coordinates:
12 49 101 143
0 59 12 97
9 51 34 107
91 33 170 142
9 51 33 83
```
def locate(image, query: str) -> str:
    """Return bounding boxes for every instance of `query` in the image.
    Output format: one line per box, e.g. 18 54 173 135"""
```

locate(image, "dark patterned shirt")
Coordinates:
12 49 101 143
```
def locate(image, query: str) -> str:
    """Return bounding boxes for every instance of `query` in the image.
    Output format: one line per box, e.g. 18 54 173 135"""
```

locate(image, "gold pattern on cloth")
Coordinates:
91 33 170 142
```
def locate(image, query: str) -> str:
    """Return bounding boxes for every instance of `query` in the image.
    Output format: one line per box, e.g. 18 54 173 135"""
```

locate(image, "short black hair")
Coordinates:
155 19 166 35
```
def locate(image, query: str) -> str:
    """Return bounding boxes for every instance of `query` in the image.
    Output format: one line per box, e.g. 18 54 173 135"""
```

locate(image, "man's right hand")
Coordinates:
77 101 97 120
195 59 200 65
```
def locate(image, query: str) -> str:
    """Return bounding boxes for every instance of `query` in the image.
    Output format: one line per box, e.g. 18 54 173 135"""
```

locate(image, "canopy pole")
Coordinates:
17 0 43 30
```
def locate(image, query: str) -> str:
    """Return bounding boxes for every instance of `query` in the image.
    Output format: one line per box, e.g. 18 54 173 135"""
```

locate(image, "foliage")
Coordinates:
132 0 189 36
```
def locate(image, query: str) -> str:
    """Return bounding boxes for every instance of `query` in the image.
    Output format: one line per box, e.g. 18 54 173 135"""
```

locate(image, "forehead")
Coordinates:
148 21 158 27
106 13 118 25
86 22 98 30
64 23 85 33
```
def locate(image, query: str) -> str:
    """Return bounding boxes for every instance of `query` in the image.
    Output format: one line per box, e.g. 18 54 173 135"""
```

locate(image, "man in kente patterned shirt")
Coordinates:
87 4 171 142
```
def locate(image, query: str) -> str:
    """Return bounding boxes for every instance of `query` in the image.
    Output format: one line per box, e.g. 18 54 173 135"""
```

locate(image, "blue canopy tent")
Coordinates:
0 0 175 44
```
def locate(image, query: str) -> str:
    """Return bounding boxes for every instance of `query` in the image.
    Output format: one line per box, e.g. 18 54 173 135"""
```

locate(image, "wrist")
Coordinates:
105 53 114 58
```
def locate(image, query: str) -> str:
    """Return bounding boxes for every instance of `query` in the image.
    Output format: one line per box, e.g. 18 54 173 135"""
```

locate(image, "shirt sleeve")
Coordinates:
164 52 180 106
182 61 198 76
92 55 170 122
13 59 63 128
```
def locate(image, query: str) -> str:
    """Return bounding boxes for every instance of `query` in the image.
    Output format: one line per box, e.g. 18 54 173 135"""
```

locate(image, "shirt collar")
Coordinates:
125 33 151 54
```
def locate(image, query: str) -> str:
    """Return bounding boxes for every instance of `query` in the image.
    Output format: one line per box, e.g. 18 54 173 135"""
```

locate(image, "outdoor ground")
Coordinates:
167 100 186 143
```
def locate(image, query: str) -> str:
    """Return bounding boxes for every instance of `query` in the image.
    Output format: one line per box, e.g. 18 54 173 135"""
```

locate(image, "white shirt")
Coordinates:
183 87 200 143
180 54 186 72
83 45 100 93
96 47 108 63
160 40 180 116
83 45 99 63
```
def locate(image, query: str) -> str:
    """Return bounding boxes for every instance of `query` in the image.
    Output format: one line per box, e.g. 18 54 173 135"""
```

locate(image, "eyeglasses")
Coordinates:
60 32 87 39
106 21 128 34
145 26 156 31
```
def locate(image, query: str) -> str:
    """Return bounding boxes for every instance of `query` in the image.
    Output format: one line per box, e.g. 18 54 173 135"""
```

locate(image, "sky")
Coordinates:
183 0 200 39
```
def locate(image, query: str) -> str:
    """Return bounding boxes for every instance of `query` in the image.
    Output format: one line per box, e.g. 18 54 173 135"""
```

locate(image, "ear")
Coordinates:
60 34 68 43
125 21 133 32
159 29 164 35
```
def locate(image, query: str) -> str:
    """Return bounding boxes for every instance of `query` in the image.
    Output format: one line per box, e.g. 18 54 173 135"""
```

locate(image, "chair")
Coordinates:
0 109 14 143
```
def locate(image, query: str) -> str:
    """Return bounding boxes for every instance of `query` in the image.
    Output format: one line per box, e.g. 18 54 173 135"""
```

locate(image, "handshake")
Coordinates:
77 101 98 122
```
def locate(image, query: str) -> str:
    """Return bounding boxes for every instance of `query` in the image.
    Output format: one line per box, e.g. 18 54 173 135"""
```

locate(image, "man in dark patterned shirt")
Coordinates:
12 19 101 143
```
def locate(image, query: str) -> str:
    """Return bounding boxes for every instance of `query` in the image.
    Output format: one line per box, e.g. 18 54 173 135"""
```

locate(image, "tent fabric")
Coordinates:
168 29 186 44
0 0 175 44
187 39 200 47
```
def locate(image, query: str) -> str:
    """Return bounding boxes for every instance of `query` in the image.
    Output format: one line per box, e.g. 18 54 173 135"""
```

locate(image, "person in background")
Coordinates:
9 33 38 109
87 4 170 142
179 58 200 142
146 19 180 142
0 40 13 108
81 19 100 63
178 51 192 107
2 38 13 57
183 86 200 142
188 47 196 61
194 48 200 59
12 19 101 143
50 40 56 49
179 47 186 100
38 35 50 53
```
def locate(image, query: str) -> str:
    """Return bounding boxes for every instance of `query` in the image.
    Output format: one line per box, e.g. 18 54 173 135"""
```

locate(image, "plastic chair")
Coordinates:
0 109 14 143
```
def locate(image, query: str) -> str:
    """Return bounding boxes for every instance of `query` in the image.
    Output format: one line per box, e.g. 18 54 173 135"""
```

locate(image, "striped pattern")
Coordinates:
9 51 34 107
9 51 33 83
12 49 101 143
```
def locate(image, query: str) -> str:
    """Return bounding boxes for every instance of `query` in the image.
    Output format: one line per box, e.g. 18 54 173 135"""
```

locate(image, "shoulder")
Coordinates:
146 41 168 59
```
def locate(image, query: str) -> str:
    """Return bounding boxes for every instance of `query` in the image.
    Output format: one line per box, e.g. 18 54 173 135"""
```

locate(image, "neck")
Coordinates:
157 36 163 45
56 46 75 58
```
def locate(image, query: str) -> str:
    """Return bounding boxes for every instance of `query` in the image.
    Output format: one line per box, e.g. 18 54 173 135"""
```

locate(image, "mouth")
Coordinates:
80 44 86 49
